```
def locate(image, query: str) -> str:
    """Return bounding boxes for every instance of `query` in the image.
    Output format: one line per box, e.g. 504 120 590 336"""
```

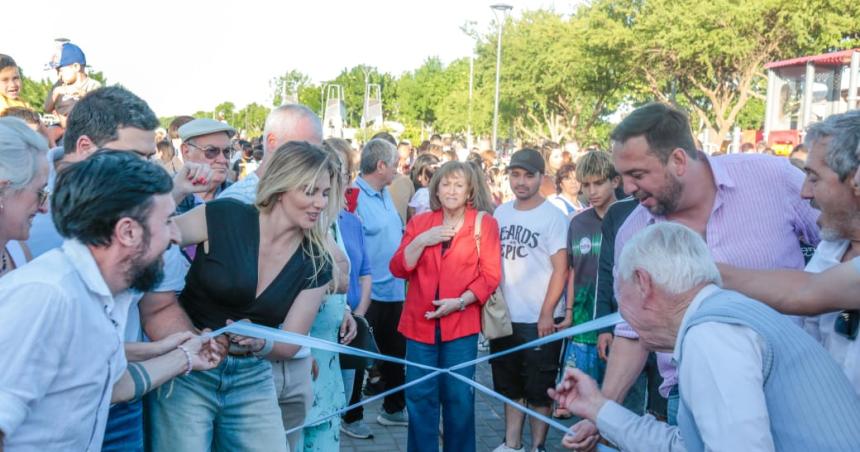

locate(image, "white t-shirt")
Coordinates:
802 239 860 395
494 199 568 323
408 188 431 215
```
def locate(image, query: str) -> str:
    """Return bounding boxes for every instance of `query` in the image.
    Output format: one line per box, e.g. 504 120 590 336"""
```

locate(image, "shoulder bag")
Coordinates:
474 211 513 340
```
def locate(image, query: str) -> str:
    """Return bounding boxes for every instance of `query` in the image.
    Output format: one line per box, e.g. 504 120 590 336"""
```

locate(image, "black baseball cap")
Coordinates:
506 148 545 174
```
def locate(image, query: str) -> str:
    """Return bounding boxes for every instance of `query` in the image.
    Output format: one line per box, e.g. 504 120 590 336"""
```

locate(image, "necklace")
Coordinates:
443 213 465 230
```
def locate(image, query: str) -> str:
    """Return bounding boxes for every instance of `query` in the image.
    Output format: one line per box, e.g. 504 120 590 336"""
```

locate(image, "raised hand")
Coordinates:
418 225 456 247
547 367 607 422
173 161 214 197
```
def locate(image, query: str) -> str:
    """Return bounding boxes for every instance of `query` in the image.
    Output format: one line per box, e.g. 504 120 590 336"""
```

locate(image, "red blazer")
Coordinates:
390 208 502 344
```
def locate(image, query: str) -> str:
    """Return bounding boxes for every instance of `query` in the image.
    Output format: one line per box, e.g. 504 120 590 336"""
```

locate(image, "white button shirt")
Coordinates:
802 239 860 394
596 285 774 452
0 240 128 452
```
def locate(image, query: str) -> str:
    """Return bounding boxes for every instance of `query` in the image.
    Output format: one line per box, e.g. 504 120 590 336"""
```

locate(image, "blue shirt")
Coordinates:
338 211 372 310
355 176 405 302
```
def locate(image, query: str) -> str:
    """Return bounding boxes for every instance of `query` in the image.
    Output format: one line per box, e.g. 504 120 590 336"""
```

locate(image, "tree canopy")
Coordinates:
15 1 860 146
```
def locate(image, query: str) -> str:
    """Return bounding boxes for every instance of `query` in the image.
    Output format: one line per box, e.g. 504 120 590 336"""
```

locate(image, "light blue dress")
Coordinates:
302 226 348 451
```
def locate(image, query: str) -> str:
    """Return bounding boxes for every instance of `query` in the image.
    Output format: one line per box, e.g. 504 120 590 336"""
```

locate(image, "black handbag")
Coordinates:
339 314 379 370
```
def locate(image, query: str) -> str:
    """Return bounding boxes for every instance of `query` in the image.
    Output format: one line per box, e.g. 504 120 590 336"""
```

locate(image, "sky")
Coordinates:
3 0 579 117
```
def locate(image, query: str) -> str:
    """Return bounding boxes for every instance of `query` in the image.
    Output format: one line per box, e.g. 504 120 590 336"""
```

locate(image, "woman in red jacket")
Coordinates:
390 161 501 452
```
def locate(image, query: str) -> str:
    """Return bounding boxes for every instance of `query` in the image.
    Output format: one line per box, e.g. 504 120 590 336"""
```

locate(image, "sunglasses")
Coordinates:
834 310 859 340
37 187 50 206
187 142 232 160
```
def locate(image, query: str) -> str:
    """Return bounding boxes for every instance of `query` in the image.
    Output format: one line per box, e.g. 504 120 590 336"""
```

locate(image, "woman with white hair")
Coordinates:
0 117 50 277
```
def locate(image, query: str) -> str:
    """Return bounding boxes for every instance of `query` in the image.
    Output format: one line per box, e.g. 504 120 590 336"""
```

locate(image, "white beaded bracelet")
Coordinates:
177 345 193 376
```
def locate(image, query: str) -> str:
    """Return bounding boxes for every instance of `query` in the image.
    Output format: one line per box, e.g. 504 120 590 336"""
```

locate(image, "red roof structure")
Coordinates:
765 49 860 70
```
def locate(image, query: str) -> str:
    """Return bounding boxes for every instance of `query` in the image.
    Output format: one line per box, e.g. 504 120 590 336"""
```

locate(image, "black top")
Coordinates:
180 198 332 330
595 196 638 334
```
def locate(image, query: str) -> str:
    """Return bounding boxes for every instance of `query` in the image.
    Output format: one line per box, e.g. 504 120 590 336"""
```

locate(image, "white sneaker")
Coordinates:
492 442 525 452
376 409 409 426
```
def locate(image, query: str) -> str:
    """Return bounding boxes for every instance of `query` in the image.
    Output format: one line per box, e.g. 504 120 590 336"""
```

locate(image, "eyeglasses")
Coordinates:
37 187 50 206
186 142 232 160
834 310 859 340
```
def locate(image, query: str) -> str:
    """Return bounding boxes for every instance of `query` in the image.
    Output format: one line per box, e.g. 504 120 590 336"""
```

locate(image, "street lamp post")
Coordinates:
469 53 474 150
491 4 512 154
461 20 478 150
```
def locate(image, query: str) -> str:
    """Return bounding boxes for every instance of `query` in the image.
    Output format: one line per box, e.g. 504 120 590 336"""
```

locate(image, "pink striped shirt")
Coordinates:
613 153 820 397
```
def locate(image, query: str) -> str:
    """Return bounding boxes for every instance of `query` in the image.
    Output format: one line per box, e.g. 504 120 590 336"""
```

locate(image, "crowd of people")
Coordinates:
2 40 860 452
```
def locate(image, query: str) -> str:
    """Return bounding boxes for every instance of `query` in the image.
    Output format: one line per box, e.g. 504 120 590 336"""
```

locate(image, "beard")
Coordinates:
821 227 846 242
128 241 166 292
817 211 853 242
635 172 683 216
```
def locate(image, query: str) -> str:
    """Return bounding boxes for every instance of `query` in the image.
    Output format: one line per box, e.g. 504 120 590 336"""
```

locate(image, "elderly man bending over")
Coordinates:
550 222 860 452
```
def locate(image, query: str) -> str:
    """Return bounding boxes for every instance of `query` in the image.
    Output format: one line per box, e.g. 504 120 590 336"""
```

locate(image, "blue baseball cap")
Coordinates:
52 43 86 68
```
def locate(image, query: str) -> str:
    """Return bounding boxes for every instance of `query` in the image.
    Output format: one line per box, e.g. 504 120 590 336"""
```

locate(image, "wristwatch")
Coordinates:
458 297 466 311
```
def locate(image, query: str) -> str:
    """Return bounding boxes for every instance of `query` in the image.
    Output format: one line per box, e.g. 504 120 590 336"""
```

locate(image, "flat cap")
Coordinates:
178 118 235 141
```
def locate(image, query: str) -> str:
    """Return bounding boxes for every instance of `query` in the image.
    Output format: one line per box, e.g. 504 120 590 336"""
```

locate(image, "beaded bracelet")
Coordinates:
177 345 193 376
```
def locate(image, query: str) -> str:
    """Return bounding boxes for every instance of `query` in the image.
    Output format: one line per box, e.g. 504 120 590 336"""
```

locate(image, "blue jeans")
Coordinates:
146 356 287 452
405 331 478 452
341 369 356 408
102 400 143 452
667 386 680 426
561 341 606 384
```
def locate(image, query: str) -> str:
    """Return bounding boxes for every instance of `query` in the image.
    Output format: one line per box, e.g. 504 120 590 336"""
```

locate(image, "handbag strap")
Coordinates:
474 211 486 258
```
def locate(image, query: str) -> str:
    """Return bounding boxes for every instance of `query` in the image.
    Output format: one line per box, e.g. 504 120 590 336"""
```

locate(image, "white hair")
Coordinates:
0 117 49 191
262 104 323 152
617 222 721 294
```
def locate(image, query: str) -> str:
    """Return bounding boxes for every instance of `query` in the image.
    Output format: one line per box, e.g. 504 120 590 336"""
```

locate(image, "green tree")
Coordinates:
468 9 628 146
18 71 53 112
87 70 107 86
234 102 270 138
325 65 397 127
213 102 236 123
271 70 313 106
297 85 323 115
611 0 860 146
395 57 453 127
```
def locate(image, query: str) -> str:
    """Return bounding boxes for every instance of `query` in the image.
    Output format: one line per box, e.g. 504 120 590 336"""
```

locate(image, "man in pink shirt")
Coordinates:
565 102 820 449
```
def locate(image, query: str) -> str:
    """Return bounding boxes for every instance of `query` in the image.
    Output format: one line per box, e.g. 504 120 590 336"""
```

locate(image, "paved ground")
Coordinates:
341 351 578 452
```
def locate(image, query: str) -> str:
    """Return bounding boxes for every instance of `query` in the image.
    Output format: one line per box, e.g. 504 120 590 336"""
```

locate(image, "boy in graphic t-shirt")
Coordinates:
491 149 569 452
558 150 620 399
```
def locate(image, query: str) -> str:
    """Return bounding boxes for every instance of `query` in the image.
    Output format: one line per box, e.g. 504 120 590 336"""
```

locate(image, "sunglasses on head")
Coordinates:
186 142 232 160
835 310 859 340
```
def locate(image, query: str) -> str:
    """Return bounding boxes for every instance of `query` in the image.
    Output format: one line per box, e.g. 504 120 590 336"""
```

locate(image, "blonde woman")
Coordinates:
147 141 342 452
